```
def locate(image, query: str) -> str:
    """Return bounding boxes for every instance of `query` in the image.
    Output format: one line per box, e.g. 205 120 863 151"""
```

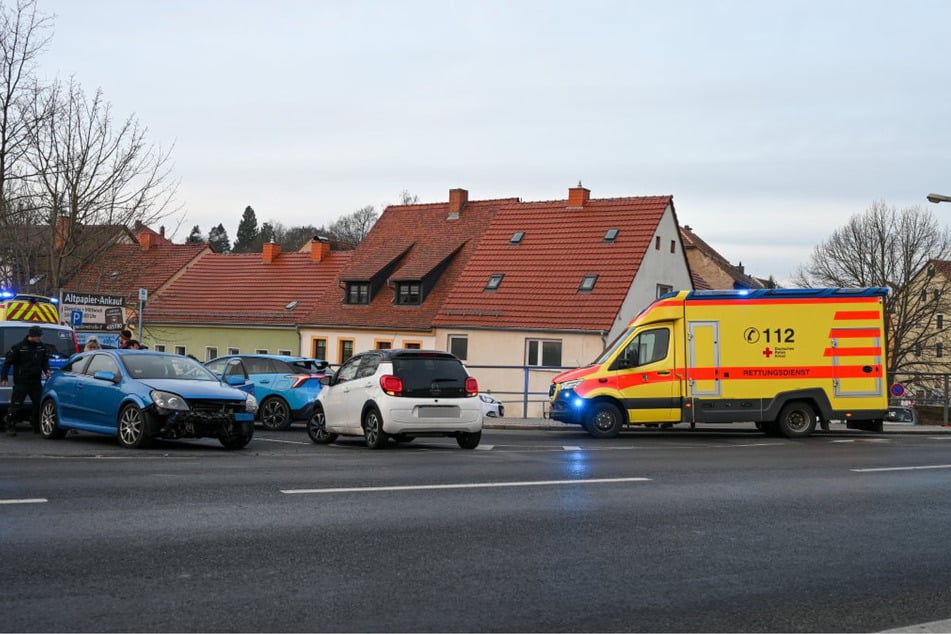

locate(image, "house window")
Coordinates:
485 274 504 291
278 349 292 356
375 339 392 350
346 282 370 304
205 347 218 361
339 339 354 363
312 338 327 360
921 289 929 302
655 236 661 250
174 346 186 356
227 347 239 355
403 340 422 349
526 339 562 367
603 228 619 243
915 343 922 357
255 349 268 354
510 231 525 245
670 240 676 253
396 282 421 305
656 284 674 298
154 344 166 352
448 335 468 361
938 342 944 358
938 314 945 330
579 275 598 293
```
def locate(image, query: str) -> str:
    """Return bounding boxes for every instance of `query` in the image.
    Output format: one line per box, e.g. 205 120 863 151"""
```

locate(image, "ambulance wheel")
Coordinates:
585 402 623 439
777 402 817 438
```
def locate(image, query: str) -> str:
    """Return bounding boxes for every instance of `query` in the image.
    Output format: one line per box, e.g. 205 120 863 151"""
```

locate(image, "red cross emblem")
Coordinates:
762 347 773 358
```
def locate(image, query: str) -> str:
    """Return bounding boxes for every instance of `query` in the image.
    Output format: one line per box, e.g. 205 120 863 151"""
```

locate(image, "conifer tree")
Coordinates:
233 205 259 253
208 223 231 253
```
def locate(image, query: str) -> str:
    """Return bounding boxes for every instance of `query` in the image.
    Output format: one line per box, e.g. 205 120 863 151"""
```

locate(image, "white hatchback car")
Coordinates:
306 349 484 449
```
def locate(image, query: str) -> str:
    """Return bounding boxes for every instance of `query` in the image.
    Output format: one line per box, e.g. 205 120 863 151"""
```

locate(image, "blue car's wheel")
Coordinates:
39 399 66 440
260 397 292 431
117 404 151 449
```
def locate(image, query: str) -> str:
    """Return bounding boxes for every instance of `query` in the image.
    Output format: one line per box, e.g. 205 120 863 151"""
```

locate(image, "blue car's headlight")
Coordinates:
151 390 189 412
245 393 258 414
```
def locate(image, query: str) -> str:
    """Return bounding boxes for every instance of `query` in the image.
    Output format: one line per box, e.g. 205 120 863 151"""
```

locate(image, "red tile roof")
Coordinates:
145 249 353 326
433 195 675 332
66 240 210 303
304 198 518 329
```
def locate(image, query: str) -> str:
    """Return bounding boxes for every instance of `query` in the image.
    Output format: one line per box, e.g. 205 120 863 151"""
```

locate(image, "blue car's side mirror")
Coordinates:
224 375 245 386
93 370 118 383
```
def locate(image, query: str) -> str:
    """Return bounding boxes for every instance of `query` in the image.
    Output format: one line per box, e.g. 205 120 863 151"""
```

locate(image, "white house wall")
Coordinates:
608 203 693 341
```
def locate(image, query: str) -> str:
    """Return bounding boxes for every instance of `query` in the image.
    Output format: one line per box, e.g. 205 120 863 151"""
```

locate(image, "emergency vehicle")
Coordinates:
549 287 888 438
0 292 80 416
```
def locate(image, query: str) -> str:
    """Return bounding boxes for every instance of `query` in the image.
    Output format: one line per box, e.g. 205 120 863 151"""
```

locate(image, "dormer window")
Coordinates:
510 231 525 245
345 282 370 305
396 282 421 305
603 229 619 243
579 275 598 293
485 274 504 291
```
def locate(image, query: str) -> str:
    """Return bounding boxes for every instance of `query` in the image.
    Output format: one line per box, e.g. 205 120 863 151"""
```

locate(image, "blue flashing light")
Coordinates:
0 290 14 299
572 396 585 409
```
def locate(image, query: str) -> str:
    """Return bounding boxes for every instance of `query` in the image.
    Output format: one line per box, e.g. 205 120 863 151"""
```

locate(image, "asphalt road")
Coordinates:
2 427 951 632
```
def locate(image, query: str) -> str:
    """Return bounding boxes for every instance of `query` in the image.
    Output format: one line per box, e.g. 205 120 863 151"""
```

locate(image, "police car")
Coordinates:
0 293 79 417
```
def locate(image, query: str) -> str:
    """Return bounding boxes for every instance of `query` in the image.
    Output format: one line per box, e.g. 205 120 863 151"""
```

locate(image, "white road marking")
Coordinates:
563 446 582 450
253 437 310 445
281 476 651 495
851 464 951 473
881 616 951 632
475 445 494 450
0 498 47 505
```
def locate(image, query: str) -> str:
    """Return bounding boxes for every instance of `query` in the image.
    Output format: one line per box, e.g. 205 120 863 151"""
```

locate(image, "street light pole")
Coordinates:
927 193 951 204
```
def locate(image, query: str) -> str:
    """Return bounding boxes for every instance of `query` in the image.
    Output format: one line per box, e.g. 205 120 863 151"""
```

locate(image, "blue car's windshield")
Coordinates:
122 354 218 381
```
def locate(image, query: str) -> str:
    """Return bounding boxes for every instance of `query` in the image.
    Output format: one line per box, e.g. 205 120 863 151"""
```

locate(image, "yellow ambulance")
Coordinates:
548 288 888 438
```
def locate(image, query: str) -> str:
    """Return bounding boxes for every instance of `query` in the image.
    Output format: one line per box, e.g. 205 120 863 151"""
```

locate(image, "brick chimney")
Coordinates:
448 188 468 219
568 183 590 209
262 242 281 264
54 216 71 251
310 236 331 262
139 232 155 250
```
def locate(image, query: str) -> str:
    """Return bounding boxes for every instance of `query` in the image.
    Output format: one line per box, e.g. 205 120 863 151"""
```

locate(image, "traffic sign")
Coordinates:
889 383 905 397
70 310 83 327
138 287 148 302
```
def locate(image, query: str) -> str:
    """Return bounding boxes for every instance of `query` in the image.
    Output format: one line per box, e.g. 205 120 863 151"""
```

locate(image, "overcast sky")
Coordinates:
34 0 951 284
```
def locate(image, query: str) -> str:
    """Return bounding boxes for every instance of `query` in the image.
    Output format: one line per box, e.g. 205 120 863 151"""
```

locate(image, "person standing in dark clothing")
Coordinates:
1 325 52 436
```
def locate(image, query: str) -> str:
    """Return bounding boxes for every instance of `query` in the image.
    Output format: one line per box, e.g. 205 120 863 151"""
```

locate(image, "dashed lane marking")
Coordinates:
281 476 652 495
0 498 47 505
851 464 951 473
253 437 311 445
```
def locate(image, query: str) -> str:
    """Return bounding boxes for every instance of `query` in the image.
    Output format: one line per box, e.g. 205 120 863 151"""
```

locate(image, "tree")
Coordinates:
21 77 178 294
399 189 419 205
186 225 204 243
793 201 951 377
233 205 259 253
259 221 274 246
328 205 378 245
208 223 231 253
0 0 51 290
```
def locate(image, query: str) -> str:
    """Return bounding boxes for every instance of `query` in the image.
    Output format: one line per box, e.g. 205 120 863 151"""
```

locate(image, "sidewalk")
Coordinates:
482 417 951 433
